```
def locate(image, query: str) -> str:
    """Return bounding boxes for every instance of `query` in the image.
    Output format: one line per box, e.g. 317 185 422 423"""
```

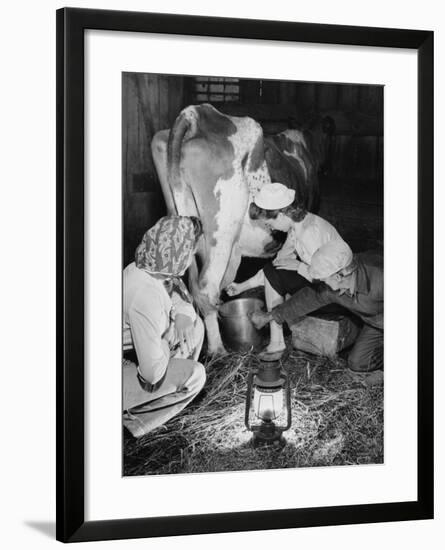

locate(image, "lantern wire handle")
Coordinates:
244 368 257 431
283 370 292 431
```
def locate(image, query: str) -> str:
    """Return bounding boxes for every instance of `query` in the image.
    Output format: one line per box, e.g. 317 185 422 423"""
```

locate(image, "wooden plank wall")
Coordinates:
123 73 185 265
220 80 384 252
301 83 383 183
123 76 383 263
295 82 384 252
221 80 383 181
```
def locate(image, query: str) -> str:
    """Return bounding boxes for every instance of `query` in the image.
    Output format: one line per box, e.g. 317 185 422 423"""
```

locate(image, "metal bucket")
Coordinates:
218 298 265 352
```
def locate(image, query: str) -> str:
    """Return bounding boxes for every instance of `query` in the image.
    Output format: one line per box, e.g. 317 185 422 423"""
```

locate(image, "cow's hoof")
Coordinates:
207 346 228 357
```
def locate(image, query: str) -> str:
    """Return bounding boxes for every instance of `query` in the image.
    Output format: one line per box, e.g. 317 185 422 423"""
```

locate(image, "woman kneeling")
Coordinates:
226 182 351 360
123 215 206 438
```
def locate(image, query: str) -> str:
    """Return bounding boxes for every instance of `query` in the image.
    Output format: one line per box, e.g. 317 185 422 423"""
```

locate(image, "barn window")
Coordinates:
192 76 240 103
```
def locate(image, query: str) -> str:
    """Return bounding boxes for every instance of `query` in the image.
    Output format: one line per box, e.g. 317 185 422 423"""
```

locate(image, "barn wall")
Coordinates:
218 80 384 252
123 75 383 267
294 83 383 251
217 80 383 183
122 73 185 266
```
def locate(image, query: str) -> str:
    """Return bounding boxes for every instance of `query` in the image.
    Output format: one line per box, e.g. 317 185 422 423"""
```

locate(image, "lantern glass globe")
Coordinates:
253 387 284 421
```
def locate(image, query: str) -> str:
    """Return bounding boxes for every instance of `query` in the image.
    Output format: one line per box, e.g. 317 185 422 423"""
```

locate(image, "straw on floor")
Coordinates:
123 345 383 476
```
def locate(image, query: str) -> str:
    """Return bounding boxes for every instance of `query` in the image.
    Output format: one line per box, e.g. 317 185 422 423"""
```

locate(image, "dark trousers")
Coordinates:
263 262 310 296
264 262 383 372
348 324 383 372
263 262 345 315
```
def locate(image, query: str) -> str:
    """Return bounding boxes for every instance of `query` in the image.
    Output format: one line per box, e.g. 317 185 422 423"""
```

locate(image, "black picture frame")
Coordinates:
56 7 434 543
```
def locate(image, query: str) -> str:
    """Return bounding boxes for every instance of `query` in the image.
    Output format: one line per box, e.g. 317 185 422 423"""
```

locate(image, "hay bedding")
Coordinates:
123 346 383 476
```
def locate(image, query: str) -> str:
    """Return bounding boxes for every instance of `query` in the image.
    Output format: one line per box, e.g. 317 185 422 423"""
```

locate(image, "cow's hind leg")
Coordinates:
204 312 226 356
202 245 242 356
187 257 225 356
196 220 246 356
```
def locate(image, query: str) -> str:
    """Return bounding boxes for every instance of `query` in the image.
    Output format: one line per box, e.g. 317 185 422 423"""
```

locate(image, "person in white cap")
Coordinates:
225 182 350 360
250 243 384 372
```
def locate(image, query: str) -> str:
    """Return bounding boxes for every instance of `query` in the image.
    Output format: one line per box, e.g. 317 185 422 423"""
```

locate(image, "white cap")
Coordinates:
254 183 296 210
308 239 353 280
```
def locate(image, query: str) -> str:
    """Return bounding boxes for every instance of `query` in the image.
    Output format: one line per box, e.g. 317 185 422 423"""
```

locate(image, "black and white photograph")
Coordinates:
1 0 439 546
122 73 384 475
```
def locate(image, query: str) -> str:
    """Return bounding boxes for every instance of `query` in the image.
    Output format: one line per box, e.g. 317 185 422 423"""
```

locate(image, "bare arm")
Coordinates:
225 269 265 296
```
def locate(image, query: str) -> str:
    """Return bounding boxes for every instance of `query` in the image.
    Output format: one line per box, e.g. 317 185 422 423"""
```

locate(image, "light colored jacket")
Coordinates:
123 262 195 385
273 213 344 281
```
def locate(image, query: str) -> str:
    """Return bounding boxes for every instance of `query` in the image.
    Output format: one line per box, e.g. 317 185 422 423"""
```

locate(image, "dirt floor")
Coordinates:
123 344 383 476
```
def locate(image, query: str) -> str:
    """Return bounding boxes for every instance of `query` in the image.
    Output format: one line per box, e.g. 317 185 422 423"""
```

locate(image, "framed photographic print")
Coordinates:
56 7 434 543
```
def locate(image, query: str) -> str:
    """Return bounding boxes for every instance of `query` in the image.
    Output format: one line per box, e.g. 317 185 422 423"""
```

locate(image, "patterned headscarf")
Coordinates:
135 216 197 302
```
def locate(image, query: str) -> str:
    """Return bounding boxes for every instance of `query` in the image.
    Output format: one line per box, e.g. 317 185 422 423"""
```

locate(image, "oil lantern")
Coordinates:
245 358 292 447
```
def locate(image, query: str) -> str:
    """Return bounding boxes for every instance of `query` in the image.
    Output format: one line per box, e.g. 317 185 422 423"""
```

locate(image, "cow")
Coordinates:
151 103 328 354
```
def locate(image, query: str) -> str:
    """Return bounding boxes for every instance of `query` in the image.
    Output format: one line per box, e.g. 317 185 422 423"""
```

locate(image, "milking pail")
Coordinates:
218 298 265 352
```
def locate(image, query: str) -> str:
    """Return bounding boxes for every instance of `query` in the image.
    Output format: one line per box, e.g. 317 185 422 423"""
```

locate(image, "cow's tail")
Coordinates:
167 107 207 315
167 106 198 212
187 256 201 309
